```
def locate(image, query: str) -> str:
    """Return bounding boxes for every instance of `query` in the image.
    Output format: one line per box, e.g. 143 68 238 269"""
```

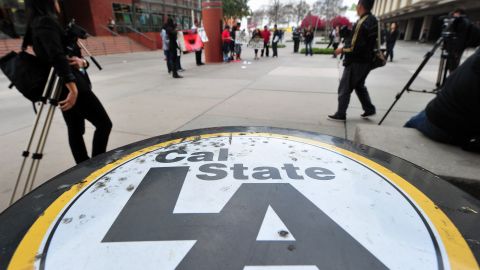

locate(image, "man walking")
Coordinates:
328 0 377 121
385 22 399 62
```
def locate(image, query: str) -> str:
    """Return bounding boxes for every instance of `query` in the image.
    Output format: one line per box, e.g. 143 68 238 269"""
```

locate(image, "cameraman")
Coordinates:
446 8 480 71
25 0 112 164
405 48 480 153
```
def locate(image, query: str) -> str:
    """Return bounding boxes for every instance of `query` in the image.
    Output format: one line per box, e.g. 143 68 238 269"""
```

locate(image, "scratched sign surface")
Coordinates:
1 128 479 270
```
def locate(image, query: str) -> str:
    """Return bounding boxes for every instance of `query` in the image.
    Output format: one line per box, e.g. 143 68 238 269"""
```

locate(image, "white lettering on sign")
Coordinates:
33 136 446 270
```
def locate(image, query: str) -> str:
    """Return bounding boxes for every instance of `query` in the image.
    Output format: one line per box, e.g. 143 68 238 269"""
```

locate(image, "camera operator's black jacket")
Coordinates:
26 16 76 83
426 49 480 139
343 12 378 66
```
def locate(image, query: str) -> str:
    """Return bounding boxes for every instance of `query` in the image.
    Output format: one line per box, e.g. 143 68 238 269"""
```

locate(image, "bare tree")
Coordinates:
293 0 310 26
282 3 296 27
252 8 266 27
266 0 284 25
312 0 346 32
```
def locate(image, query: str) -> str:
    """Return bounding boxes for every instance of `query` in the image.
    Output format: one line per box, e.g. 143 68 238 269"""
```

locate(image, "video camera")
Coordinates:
440 15 467 39
63 19 102 70
64 19 88 56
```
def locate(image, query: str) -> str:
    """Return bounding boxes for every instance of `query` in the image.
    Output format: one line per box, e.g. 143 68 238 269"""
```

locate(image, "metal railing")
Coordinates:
100 25 120 36
124 25 157 49
125 25 155 42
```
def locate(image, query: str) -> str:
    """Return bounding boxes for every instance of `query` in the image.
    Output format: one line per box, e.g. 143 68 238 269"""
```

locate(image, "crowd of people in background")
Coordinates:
158 13 401 80
222 23 287 62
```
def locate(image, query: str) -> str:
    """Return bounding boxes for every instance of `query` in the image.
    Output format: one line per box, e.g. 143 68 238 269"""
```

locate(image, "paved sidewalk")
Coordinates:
0 41 469 211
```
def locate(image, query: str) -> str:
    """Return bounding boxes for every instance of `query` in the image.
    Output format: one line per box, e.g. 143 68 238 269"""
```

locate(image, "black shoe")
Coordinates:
173 74 183 78
327 114 346 122
361 111 376 118
197 63 205 66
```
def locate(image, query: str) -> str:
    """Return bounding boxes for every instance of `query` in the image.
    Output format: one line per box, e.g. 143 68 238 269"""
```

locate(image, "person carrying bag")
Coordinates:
22 0 112 164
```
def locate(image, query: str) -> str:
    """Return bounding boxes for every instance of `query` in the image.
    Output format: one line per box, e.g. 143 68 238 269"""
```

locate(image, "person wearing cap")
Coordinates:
328 0 378 122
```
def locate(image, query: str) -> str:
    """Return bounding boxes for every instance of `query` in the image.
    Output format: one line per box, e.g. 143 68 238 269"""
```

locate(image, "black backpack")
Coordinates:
0 35 50 103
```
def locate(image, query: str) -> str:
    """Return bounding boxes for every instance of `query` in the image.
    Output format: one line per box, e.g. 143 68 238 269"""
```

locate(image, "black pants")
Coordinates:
176 55 183 70
272 42 278 57
305 42 313 56
195 50 203 65
167 50 179 76
61 70 112 164
164 50 172 73
385 44 395 61
261 42 269 57
332 42 339 58
293 40 300 53
336 62 376 117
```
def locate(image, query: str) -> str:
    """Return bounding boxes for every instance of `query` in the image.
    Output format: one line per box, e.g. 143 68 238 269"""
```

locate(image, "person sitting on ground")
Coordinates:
405 49 480 153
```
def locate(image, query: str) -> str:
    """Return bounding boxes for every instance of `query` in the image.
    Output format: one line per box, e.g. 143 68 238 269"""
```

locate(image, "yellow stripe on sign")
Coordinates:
7 132 479 270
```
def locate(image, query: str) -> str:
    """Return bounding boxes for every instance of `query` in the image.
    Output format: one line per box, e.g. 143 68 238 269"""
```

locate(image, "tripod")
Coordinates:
378 36 451 125
9 68 63 204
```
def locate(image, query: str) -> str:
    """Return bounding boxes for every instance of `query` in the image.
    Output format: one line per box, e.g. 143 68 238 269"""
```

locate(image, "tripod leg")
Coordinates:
10 102 46 204
441 57 450 89
436 55 446 88
28 102 58 192
10 68 55 205
379 37 443 125
22 76 62 195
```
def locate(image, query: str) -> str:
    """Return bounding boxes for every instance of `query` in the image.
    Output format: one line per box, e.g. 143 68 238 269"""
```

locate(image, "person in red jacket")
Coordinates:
261 25 271 57
222 25 232 62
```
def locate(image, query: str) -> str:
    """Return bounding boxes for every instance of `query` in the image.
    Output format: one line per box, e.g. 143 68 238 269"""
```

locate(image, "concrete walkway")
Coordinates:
0 41 472 211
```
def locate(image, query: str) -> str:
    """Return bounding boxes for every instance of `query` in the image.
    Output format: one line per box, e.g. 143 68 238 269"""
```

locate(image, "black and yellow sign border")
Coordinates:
4 131 480 270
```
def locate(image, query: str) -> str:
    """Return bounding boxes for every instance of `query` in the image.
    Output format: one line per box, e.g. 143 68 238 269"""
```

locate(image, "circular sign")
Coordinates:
1 127 479 270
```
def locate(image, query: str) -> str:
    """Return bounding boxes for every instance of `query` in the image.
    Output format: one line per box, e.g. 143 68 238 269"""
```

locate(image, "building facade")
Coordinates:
0 0 202 38
372 0 480 41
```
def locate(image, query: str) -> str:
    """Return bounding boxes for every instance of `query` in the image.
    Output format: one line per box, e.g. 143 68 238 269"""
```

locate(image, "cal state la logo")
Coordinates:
6 131 479 270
